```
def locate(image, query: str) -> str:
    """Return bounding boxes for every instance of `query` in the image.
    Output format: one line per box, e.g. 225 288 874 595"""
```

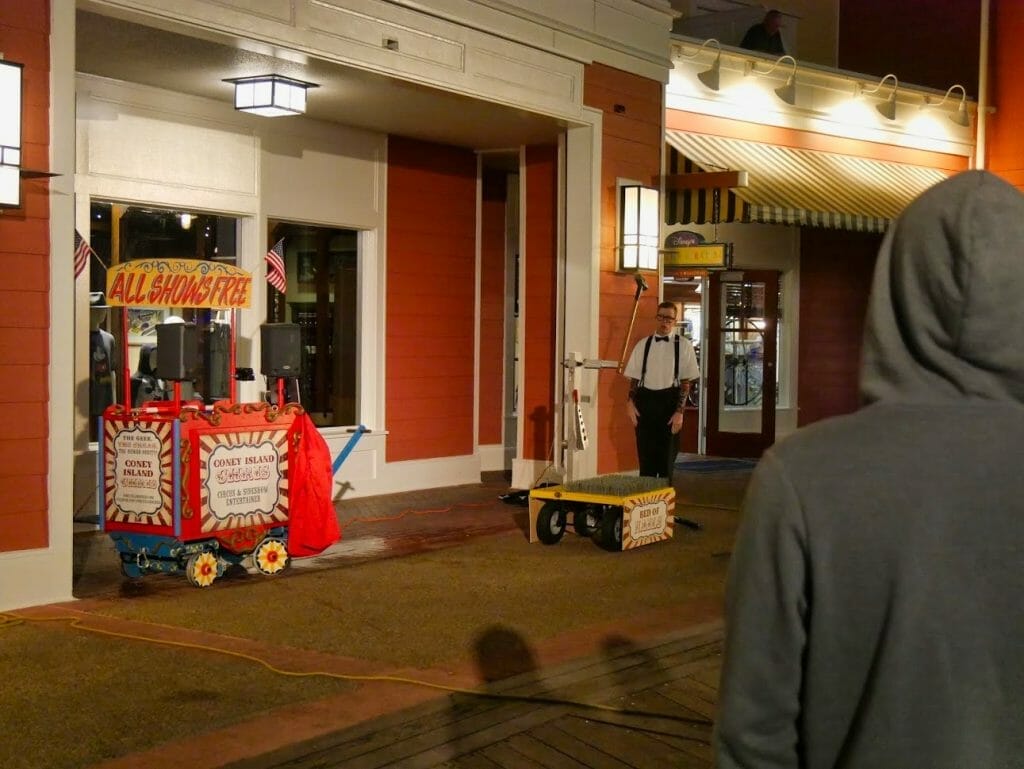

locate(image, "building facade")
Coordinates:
1 0 1019 611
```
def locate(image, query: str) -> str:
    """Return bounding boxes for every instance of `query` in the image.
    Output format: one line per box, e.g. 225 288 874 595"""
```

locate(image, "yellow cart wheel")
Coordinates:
185 552 220 588
253 538 290 575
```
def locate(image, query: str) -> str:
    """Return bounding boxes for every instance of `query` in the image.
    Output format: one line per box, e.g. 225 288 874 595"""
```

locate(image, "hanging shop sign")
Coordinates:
662 242 732 270
105 258 252 309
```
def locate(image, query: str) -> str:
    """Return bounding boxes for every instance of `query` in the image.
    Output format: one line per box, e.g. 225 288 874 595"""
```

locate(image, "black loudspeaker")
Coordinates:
261 323 302 377
156 322 198 381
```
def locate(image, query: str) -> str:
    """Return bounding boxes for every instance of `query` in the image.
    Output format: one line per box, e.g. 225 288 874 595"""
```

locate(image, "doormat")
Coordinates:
675 458 757 473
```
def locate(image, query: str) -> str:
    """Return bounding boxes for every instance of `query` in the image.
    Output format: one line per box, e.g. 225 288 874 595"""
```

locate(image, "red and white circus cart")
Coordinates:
98 258 338 587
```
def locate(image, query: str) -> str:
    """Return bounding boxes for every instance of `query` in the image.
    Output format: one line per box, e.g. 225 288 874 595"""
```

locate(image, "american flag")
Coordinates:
266 237 287 293
73 229 95 279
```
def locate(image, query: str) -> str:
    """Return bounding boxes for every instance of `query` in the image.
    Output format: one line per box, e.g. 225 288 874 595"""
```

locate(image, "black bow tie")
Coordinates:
654 336 670 342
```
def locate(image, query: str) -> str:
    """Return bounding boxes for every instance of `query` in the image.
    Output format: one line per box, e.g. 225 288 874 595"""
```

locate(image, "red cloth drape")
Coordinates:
287 413 340 556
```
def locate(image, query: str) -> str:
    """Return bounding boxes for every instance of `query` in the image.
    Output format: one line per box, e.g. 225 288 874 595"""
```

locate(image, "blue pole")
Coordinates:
332 425 368 474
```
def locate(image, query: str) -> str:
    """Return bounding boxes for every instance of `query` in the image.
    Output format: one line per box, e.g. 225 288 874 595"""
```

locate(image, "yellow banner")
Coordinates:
662 244 730 269
106 259 252 309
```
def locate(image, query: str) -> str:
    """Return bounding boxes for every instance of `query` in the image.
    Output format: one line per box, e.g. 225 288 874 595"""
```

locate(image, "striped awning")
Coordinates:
665 131 953 233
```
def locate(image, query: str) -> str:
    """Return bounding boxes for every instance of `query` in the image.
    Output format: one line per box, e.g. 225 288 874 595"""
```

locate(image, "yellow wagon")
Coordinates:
528 475 674 551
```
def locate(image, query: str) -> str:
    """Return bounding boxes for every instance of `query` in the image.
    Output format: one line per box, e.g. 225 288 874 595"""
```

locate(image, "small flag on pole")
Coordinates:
73 229 95 280
266 238 287 293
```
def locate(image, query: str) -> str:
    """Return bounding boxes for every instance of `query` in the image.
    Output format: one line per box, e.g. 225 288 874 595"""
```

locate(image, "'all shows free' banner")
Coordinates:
106 259 253 309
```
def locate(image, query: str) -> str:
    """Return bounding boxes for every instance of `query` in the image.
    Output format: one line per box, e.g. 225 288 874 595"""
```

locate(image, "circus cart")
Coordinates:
97 258 338 587
527 475 675 551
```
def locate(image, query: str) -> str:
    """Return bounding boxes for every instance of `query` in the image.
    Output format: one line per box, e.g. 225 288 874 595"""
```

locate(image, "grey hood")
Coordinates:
860 170 1024 405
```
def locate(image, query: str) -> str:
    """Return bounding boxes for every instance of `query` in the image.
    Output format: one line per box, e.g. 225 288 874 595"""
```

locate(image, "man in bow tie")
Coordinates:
622 301 700 479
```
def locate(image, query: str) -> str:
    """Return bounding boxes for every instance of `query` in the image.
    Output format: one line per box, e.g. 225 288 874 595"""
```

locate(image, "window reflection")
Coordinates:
266 221 359 427
722 281 779 409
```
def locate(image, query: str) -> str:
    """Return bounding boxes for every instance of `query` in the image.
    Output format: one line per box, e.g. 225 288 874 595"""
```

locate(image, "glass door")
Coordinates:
705 270 779 458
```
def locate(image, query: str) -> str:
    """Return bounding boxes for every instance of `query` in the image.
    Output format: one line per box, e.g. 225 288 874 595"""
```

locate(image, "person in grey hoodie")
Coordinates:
715 170 1024 769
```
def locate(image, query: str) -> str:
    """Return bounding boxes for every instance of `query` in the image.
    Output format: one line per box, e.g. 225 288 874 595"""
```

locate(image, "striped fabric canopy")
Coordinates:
665 131 952 234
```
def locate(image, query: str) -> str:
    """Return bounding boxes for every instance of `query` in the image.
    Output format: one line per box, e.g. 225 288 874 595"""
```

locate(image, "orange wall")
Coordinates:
584 63 664 474
478 169 506 447
0 1 50 554
987 0 1024 187
385 137 476 461
521 145 558 461
797 228 880 426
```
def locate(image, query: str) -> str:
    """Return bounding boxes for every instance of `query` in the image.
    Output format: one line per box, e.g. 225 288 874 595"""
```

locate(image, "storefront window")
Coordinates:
266 221 359 427
87 202 239 437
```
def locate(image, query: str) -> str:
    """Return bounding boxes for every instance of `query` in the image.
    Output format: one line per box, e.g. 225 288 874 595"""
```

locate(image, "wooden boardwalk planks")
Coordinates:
226 628 723 769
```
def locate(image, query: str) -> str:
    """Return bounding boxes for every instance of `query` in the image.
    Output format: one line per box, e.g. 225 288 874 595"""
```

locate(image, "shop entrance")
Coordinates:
705 269 779 458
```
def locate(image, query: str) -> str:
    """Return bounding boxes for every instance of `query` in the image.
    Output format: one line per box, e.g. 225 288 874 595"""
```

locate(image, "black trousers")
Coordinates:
634 386 679 479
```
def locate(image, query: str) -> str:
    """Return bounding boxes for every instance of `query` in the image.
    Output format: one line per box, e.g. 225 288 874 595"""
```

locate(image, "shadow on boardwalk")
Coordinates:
223 626 723 769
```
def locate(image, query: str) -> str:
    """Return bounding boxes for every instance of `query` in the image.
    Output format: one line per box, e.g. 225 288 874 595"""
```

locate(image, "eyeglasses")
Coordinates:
655 314 677 322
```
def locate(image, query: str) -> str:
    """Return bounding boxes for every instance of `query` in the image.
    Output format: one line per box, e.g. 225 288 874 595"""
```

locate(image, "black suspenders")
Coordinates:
639 335 680 389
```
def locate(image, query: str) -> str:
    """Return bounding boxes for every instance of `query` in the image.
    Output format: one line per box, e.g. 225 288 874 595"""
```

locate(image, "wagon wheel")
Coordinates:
119 558 144 580
252 538 290 576
594 508 623 551
185 552 220 588
573 505 598 537
536 502 567 545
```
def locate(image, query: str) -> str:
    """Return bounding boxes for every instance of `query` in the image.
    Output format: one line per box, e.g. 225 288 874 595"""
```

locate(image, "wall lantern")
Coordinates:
619 184 660 271
680 39 722 92
922 84 970 127
223 74 319 117
746 54 798 106
0 56 23 208
858 73 899 121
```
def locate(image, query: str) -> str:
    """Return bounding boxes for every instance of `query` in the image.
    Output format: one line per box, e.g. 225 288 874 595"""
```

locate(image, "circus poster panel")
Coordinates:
104 419 174 527
198 429 290 534
621 488 676 550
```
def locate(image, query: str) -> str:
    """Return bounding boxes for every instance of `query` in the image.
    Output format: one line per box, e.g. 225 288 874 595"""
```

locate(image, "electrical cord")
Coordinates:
0 610 713 736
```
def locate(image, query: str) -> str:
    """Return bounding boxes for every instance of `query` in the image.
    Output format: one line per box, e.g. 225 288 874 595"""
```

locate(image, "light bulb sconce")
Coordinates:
223 74 319 117
745 54 798 106
857 73 899 121
922 84 970 127
0 55 24 208
618 184 660 272
680 39 722 92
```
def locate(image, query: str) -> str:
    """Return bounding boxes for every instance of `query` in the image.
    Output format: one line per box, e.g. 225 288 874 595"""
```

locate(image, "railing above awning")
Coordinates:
665 130 953 234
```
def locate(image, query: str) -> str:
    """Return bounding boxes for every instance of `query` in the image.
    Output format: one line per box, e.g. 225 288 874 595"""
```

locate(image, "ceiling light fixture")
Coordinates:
858 73 899 121
681 39 723 92
746 54 798 106
0 56 23 208
223 74 319 117
922 84 970 127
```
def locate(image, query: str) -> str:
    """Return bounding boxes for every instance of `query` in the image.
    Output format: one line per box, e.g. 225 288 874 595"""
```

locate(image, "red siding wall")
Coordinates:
987 0 1024 187
521 145 558 461
0 0 50 553
478 169 506 447
386 137 476 461
584 63 664 474
839 1 980 96
797 228 880 427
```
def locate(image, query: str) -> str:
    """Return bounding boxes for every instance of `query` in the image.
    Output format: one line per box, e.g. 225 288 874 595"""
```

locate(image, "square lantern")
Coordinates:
0 58 23 208
224 74 318 117
619 184 659 271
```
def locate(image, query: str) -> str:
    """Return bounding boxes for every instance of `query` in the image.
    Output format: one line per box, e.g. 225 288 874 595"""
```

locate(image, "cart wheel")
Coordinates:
119 559 144 580
253 538 290 575
185 552 219 588
536 502 567 545
594 508 623 551
573 505 598 537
